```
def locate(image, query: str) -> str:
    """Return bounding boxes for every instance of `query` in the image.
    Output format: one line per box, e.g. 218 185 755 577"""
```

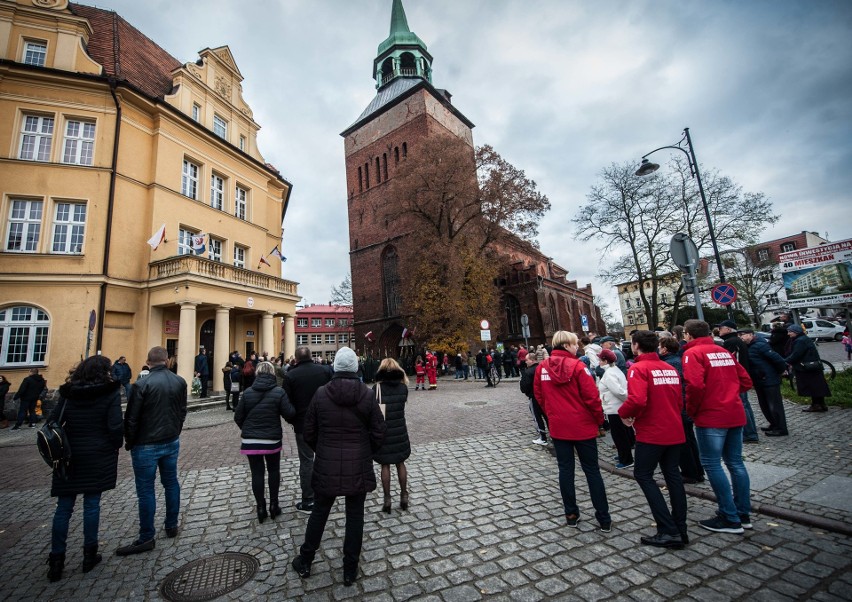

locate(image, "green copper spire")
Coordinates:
374 0 433 89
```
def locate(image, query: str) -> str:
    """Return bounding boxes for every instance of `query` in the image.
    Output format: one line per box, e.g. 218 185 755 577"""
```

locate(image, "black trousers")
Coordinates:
607 414 634 464
634 442 687 537
755 385 787 433
300 492 366 574
247 453 280 507
679 413 704 481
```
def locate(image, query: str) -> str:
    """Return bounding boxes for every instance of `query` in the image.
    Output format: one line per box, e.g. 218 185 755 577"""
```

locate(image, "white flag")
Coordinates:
147 223 166 250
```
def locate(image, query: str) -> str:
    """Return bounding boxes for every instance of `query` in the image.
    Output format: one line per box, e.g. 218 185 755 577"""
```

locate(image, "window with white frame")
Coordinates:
297 318 308 328
766 293 780 305
235 186 247 220
19 114 54 161
208 237 222 262
192 103 200 122
760 270 774 283
23 40 47 67
325 351 335 362
296 334 308 345
239 135 246 151
628 315 635 325
210 173 224 210
325 334 335 344
0 306 49 366
780 242 795 253
213 114 227 139
178 228 196 256
311 334 322 345
311 351 322 361
757 248 770 262
51 202 86 254
311 318 321 328
625 299 631 308
181 159 199 199
233 244 246 268
325 318 335 327
6 199 43 252
339 333 348 344
62 120 95 165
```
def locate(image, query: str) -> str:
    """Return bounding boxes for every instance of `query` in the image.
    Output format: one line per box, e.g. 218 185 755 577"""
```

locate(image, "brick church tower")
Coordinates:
341 0 475 355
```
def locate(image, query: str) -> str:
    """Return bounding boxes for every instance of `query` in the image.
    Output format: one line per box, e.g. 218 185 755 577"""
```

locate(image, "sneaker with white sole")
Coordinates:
699 516 744 534
739 514 752 529
532 438 548 446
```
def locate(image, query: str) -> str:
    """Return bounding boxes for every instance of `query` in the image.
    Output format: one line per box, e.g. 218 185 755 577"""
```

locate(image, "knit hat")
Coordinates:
333 347 359 373
787 324 805 335
599 349 617 364
535 348 548 361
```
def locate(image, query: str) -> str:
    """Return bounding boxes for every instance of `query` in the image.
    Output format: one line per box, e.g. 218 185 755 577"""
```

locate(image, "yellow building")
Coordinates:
0 0 299 394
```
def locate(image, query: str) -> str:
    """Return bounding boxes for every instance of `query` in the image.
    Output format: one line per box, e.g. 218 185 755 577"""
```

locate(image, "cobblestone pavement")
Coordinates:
1 378 850 601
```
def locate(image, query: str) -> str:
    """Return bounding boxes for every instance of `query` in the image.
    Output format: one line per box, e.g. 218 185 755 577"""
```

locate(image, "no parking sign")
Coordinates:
711 283 738 306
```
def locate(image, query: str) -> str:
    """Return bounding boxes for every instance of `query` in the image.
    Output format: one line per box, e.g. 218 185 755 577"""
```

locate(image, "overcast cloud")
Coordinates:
92 0 852 313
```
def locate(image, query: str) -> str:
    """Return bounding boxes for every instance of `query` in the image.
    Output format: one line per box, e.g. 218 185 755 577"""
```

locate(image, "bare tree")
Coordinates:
719 249 784 327
330 274 352 306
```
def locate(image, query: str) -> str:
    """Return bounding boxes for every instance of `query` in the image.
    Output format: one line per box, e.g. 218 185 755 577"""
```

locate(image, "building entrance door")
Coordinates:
200 319 215 388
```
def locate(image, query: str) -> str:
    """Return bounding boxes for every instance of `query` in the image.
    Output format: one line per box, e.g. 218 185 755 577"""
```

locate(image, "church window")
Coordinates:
547 294 558 332
358 166 363 193
505 295 521 335
402 142 407 158
365 162 370 188
382 246 402 317
394 147 400 164
383 153 388 180
376 157 381 183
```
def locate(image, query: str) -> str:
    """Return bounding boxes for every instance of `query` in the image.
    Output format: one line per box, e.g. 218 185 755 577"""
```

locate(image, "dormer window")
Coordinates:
213 114 227 139
23 40 47 67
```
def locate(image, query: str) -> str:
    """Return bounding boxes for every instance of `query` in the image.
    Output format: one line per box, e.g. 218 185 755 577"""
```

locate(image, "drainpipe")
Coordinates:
96 77 121 352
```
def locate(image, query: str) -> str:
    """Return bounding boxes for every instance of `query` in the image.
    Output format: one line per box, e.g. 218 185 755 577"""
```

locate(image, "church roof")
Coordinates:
377 0 428 56
341 77 474 137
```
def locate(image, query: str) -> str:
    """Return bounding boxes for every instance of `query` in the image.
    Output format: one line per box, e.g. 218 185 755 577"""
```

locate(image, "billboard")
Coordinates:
779 239 852 308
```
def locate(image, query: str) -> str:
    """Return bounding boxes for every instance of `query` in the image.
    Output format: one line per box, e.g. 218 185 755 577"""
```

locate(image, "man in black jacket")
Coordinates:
283 346 332 513
194 347 209 398
12 367 46 429
716 320 759 444
117 346 187 556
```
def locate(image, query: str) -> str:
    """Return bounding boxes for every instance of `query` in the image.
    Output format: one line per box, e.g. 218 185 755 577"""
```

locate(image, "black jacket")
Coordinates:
372 367 411 465
304 373 385 497
14 373 46 403
283 360 332 433
194 353 209 376
234 373 295 441
746 338 787 387
124 365 187 449
520 362 539 399
784 335 831 397
50 381 123 496
720 332 750 371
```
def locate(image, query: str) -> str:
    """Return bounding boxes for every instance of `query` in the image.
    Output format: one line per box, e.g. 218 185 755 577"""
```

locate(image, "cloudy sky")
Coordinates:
93 0 852 314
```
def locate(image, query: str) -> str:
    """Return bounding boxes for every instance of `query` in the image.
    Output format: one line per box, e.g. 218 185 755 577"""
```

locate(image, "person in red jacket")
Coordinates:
425 351 438 390
534 331 611 531
682 320 754 535
619 331 687 549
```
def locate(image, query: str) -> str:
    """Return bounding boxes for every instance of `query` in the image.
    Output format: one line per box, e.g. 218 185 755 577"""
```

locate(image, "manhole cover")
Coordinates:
465 401 487 406
160 552 259 602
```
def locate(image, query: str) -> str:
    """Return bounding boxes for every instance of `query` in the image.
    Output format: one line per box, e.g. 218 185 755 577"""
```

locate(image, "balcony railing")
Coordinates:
149 255 298 296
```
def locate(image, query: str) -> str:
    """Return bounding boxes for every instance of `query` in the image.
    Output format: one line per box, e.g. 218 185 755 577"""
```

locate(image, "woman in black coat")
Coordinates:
234 362 295 522
48 355 123 582
372 358 411 513
291 347 385 587
784 325 831 412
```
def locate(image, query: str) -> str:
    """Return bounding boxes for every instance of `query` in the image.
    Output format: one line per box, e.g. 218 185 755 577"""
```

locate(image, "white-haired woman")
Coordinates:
234 361 295 523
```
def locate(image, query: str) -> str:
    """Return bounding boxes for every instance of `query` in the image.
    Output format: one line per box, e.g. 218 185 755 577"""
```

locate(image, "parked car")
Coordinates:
801 319 845 341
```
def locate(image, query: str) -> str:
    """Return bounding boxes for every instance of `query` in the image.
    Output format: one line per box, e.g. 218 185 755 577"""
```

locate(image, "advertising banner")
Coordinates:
779 239 852 308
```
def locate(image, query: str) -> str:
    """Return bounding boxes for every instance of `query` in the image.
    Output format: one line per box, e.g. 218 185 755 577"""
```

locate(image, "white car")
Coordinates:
801 319 845 341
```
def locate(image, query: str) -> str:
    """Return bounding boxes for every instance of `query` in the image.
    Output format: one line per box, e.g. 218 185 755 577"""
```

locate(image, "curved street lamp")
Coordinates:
636 127 733 320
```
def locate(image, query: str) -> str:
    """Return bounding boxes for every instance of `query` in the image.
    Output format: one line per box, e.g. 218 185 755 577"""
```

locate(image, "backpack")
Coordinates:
37 397 72 480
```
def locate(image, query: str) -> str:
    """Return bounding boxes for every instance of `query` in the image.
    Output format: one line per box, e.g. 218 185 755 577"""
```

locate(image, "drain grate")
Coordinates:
160 552 259 602
465 401 487 406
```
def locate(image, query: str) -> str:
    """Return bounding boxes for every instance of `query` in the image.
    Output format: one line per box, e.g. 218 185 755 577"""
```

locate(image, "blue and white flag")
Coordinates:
192 233 207 255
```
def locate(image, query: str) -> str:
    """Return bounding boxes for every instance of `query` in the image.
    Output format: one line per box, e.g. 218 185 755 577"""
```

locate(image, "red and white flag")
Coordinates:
147 223 166 250
257 255 271 269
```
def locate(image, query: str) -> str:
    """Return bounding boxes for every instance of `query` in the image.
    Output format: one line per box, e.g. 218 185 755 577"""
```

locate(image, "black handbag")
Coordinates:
37 397 72 479
799 360 823 372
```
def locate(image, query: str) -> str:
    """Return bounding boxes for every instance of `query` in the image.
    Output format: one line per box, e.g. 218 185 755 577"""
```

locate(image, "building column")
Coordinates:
177 302 198 394
213 306 231 393
261 311 276 358
283 314 296 360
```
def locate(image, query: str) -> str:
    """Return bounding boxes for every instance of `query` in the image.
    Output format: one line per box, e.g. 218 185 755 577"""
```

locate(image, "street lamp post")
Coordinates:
636 127 734 320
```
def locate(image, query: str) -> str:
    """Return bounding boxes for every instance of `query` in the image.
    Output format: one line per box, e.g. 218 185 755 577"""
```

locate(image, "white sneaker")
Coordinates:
532 438 548 446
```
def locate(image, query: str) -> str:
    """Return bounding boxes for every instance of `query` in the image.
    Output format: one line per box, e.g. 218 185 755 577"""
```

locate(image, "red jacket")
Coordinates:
682 337 753 428
534 349 603 441
618 353 685 445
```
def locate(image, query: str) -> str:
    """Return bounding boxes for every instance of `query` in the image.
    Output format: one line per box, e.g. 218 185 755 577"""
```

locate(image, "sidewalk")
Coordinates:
0 379 849 601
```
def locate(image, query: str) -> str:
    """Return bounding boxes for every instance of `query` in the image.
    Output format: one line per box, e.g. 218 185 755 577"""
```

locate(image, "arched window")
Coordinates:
357 166 363 193
0 305 49 366
382 153 388 180
547 295 558 333
402 142 407 158
382 246 402 317
400 52 416 75
380 57 394 84
376 157 381 183
365 162 370 188
505 295 521 335
394 147 400 164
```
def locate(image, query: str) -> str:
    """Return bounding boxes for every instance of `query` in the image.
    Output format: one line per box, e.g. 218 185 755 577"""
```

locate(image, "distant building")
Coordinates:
291 305 355 363
0 0 298 393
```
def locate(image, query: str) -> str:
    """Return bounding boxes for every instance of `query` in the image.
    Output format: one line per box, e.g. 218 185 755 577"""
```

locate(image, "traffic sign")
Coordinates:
670 233 700 272
480 319 490 329
581 314 589 331
481 329 491 341
711 283 738 306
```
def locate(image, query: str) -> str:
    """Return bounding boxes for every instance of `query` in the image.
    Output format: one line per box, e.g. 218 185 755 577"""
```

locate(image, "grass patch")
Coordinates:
781 369 852 409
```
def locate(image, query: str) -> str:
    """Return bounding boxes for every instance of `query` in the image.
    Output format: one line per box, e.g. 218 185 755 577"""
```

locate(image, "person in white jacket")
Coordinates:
598 349 634 469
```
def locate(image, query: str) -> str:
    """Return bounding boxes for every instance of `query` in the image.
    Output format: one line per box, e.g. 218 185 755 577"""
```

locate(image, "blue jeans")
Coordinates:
551 438 610 525
741 393 758 441
51 493 102 553
131 438 181 541
695 427 751 522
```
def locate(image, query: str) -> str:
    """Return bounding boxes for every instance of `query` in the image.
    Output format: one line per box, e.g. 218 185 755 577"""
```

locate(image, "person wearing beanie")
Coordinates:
292 345 385 587
784 324 831 412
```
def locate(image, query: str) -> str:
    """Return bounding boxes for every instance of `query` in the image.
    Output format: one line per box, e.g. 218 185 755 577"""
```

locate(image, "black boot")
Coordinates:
269 502 282 519
82 544 102 572
257 505 268 523
47 553 65 582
